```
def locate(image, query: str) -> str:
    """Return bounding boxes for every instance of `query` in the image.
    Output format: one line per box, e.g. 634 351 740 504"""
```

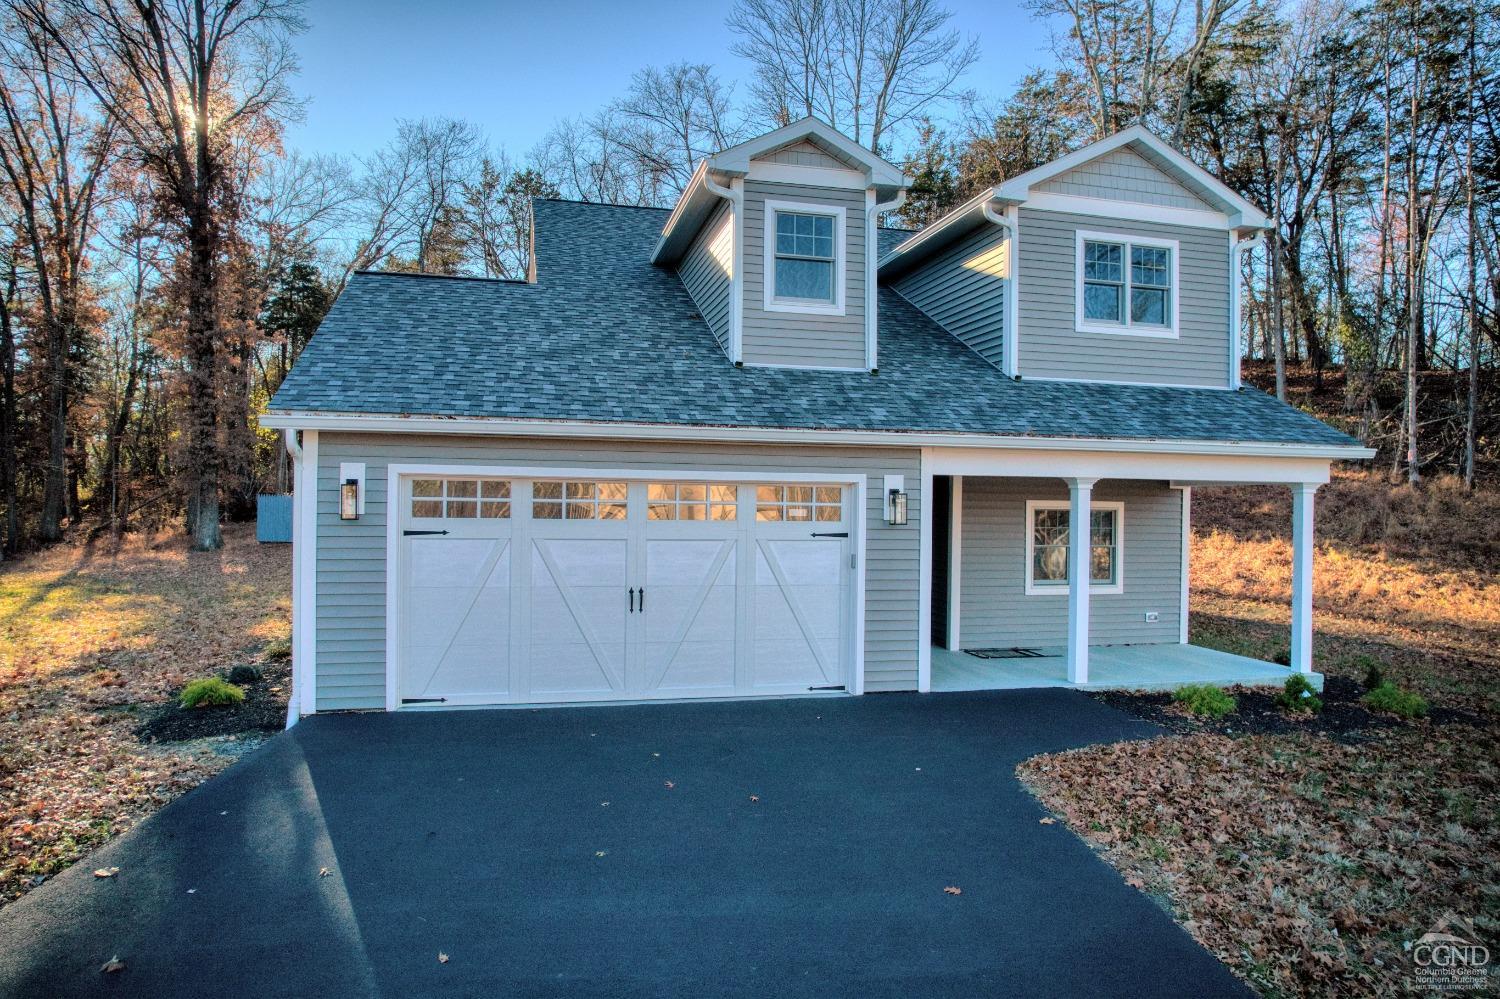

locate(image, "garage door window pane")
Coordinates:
481 481 510 499
447 480 478 498
758 483 842 522
412 479 442 498
480 501 511 519
534 481 562 500
411 478 511 519
447 500 477 518
537 480 628 519
648 482 739 520
412 500 442 518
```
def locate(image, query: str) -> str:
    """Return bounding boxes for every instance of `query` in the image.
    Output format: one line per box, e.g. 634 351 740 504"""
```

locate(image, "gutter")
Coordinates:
258 411 1374 462
282 429 303 731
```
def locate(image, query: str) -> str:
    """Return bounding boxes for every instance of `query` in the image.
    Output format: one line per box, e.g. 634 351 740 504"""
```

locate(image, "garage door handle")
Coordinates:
403 529 450 536
628 587 635 613
638 587 645 611
810 531 848 538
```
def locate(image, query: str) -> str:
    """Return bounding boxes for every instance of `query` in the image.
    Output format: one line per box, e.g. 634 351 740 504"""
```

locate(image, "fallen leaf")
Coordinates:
664 780 675 789
101 956 126 974
318 867 330 878
943 886 962 896
437 952 449 964
600 801 610 807
186 888 197 894
595 851 607 857
93 867 119 879
749 795 760 803
652 752 660 758
1039 817 1057 825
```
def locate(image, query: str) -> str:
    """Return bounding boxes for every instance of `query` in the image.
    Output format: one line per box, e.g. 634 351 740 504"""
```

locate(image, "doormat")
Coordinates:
965 647 1047 659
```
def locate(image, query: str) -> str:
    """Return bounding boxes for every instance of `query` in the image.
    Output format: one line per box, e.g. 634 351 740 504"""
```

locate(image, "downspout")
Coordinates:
866 189 906 372
283 429 302 730
980 202 1018 377
702 173 745 365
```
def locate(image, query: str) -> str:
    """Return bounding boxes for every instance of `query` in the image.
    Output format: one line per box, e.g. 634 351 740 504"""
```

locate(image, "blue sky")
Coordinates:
284 0 1056 160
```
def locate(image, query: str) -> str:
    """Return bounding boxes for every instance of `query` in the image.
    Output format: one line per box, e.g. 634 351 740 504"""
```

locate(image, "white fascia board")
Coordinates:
651 161 711 266
1025 192 1230 231
877 188 998 274
259 410 1374 462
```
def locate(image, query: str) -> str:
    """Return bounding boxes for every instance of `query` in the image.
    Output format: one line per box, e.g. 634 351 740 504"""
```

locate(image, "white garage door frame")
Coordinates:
383 462 869 710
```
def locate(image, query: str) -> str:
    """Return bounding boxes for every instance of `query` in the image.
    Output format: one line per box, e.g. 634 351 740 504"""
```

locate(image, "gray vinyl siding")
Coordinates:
1016 208 1231 387
741 180 867 368
312 433 922 710
957 479 1182 648
1036 147 1212 210
677 201 733 352
893 223 1008 369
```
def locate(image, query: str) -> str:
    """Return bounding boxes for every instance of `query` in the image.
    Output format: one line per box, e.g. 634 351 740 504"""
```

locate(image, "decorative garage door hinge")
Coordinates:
403 529 450 536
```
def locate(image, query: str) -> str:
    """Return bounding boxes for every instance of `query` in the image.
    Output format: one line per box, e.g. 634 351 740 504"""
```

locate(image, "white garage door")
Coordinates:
396 476 854 706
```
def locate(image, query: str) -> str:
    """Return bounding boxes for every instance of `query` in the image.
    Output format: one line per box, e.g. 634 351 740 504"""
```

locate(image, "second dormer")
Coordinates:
652 118 908 372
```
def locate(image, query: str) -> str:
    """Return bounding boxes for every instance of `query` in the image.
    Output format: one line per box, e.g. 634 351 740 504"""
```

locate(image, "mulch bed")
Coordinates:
1090 675 1480 742
133 659 291 743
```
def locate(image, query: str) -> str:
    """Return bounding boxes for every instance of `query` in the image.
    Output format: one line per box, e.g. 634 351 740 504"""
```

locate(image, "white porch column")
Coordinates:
1290 482 1318 674
1066 477 1097 684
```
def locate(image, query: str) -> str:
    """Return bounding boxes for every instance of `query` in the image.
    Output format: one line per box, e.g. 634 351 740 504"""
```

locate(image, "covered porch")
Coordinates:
916 442 1339 694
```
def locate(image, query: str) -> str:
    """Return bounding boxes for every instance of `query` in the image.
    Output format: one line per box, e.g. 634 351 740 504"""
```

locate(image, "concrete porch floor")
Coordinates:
930 642 1323 693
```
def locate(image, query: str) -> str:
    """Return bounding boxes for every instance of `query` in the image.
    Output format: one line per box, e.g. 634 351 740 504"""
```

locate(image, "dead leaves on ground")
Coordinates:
92 867 119 878
1017 726 1500 997
100 956 126 974
943 886 962 896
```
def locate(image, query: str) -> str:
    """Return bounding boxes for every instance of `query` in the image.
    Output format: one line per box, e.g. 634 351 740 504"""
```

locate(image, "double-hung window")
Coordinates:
1024 500 1124 595
764 201 845 314
1076 231 1177 337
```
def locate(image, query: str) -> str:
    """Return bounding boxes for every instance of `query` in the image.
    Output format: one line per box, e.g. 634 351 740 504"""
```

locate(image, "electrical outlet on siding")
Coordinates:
1144 611 1160 623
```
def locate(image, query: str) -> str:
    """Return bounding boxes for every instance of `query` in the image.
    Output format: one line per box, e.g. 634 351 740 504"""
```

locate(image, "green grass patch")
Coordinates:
1173 683 1238 718
1362 681 1428 719
179 677 245 709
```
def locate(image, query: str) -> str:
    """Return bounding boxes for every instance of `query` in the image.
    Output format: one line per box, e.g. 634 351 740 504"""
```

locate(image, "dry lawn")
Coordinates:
0 524 290 908
1021 469 1500 997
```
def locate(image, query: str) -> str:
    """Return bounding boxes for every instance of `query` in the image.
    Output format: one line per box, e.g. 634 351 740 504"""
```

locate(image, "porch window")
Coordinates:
1024 500 1124 595
1076 231 1177 337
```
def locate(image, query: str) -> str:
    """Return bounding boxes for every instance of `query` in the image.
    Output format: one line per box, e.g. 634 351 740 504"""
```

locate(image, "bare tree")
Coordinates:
615 63 743 195
19 0 306 550
0 5 115 541
729 0 978 154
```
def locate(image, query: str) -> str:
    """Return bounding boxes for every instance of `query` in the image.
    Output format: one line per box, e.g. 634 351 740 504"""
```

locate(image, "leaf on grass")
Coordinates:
101 957 126 974
93 867 119 878
318 867 330 878
943 886 962 896
437 952 449 964
1039 817 1057 825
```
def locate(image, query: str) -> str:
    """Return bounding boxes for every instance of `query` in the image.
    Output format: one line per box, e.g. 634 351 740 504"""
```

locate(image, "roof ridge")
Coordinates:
352 270 529 285
536 197 671 212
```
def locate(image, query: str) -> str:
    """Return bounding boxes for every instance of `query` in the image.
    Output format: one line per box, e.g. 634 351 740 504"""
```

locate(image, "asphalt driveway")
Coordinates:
0 690 1250 998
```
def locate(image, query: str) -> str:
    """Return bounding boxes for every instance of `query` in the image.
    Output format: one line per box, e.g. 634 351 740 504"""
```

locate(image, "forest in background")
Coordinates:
0 0 1494 556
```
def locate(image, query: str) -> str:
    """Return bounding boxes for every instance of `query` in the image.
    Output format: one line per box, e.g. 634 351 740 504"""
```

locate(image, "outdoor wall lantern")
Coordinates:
883 474 908 526
340 478 360 521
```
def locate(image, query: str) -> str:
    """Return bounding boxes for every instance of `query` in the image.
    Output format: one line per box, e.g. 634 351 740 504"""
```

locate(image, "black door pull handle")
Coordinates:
629 587 635 612
811 531 848 538
639 587 645 611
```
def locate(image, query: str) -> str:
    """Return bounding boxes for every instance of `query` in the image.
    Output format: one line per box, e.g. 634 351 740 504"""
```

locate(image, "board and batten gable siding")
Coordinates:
957 478 1182 648
892 223 1008 370
312 433 922 710
1016 208 1231 387
1035 147 1212 211
741 179 868 368
677 200 733 352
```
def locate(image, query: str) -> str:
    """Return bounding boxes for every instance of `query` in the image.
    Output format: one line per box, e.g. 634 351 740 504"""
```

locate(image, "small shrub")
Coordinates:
1277 673 1323 714
1363 681 1429 719
261 637 292 662
179 677 245 710
227 664 262 685
1350 653 1387 691
1173 684 1238 719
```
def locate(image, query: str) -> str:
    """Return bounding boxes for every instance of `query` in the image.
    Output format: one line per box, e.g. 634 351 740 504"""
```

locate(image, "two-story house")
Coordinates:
263 118 1370 719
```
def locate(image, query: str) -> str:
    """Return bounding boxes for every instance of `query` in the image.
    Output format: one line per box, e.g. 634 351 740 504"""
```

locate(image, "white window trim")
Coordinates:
762 198 847 316
1024 499 1125 596
1074 230 1179 338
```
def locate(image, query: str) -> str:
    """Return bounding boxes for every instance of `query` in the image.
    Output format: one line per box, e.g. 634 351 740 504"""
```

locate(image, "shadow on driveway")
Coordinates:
0 689 1250 998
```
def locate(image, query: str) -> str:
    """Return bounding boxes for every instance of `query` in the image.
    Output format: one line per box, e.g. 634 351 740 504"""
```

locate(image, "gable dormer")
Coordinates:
653 118 907 372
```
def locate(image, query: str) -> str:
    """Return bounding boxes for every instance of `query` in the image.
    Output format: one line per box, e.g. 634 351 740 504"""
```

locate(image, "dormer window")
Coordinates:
764 200 846 315
1075 230 1178 338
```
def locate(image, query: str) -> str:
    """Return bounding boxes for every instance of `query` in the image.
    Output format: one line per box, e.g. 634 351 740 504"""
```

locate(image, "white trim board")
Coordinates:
295 430 318 718
1024 498 1126 596
1028 192 1229 231
946 475 963 651
917 450 934 693
259 411 1373 463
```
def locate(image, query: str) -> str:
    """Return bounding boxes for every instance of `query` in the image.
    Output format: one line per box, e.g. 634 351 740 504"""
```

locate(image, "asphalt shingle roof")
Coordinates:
269 200 1358 448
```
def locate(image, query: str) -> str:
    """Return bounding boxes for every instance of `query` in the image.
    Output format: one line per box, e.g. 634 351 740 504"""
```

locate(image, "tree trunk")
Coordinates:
0 264 17 556
186 197 222 550
38 312 67 541
1462 7 1478 488
1405 12 1421 486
